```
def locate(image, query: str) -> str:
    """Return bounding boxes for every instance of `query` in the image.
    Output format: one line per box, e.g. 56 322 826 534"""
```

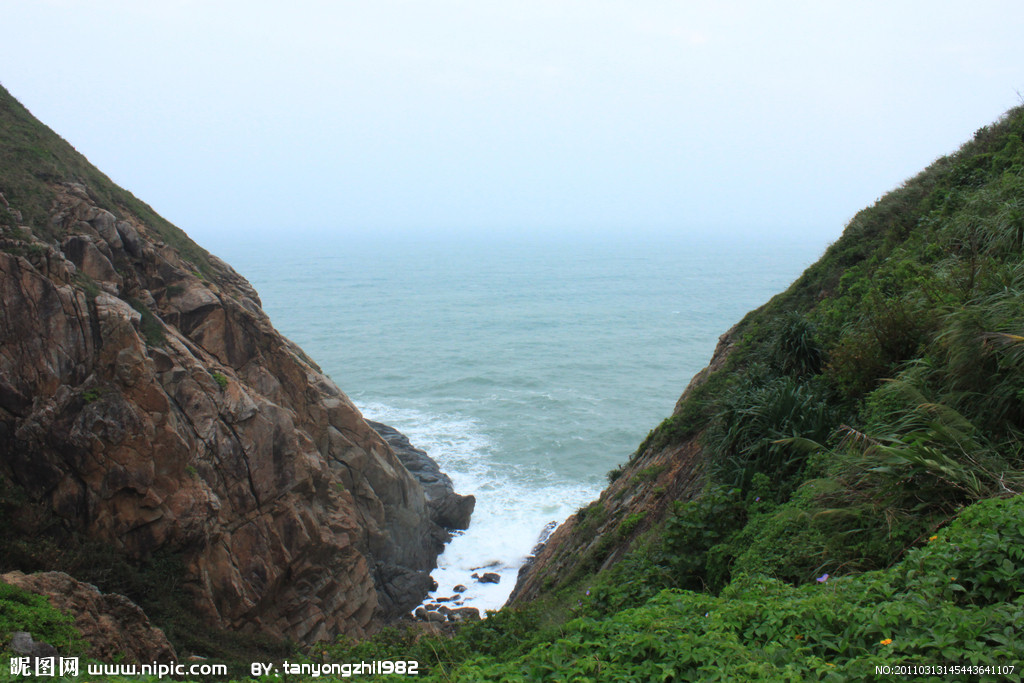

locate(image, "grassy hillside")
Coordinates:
305 107 1024 679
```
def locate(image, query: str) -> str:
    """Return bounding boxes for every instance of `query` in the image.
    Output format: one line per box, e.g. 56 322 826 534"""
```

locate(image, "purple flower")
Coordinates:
816 573 829 583
755 496 760 502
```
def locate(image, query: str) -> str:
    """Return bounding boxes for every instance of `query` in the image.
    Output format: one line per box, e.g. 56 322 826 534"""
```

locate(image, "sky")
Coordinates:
1 1 1023 245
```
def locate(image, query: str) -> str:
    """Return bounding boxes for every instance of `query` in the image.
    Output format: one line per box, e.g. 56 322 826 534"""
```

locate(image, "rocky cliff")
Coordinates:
368 421 475 532
0 84 455 643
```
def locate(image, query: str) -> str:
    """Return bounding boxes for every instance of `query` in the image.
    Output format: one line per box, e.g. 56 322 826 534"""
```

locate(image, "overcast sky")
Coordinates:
1 1 1023 245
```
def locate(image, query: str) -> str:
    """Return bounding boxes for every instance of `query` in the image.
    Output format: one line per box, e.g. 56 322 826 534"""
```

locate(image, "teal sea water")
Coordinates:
210 231 826 610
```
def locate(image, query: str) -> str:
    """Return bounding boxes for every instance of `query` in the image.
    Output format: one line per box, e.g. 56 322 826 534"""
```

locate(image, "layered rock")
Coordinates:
1 571 176 663
0 179 447 641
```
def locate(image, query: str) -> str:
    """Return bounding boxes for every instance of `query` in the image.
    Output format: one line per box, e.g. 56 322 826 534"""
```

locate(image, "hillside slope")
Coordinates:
512 105 1024 605
0 83 450 650
316 104 1024 681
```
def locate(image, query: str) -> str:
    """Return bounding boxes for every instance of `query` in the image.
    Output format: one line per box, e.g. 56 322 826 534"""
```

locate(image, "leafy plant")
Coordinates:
705 372 838 497
0 582 86 656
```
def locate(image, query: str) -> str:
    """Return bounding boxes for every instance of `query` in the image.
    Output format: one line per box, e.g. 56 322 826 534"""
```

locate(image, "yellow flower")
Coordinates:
928 535 938 542
950 576 956 582
880 638 893 645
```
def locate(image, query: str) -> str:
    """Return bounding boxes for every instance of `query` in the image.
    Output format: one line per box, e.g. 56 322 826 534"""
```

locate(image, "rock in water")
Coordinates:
472 572 501 584
368 420 476 530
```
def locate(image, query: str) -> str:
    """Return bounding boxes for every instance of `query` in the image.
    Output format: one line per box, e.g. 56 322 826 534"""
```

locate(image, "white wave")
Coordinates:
358 401 600 612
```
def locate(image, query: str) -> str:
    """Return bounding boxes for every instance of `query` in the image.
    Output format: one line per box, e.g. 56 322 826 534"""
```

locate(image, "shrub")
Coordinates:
616 511 647 538
605 464 624 484
660 485 746 592
211 371 228 390
705 373 838 497
0 582 86 655
763 311 825 377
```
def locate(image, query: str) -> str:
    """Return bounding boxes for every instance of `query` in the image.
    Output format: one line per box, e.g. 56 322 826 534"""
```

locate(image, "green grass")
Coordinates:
210 371 229 390
0 582 86 656
228 495 1024 682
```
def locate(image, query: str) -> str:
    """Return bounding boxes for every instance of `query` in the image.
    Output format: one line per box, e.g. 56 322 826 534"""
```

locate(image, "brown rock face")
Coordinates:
0 184 446 642
1 571 177 663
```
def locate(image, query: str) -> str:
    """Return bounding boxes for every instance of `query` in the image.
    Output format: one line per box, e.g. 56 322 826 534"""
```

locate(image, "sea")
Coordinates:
208 229 826 612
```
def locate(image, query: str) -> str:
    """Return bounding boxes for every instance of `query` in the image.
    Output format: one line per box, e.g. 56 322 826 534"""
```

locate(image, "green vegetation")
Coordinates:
238 496 1024 681
634 464 664 481
0 582 85 656
283 105 1024 681
436 499 1024 679
127 298 166 346
73 272 101 299
210 370 229 390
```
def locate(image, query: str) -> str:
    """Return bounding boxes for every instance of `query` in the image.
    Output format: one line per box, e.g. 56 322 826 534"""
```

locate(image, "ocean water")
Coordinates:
210 230 825 611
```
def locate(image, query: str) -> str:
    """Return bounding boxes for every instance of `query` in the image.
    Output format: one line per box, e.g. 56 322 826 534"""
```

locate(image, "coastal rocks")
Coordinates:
0 177 451 642
368 421 476 531
372 563 437 621
429 494 477 533
450 607 481 622
449 607 482 622
510 521 558 592
412 605 480 624
472 572 501 584
1 571 177 663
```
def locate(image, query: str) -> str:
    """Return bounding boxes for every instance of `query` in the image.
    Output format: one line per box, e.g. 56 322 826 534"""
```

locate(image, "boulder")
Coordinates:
472 572 501 584
9 631 58 659
373 564 437 620
449 607 481 622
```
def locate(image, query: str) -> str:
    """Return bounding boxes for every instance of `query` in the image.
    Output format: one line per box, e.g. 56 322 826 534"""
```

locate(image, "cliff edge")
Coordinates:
0 83 451 643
